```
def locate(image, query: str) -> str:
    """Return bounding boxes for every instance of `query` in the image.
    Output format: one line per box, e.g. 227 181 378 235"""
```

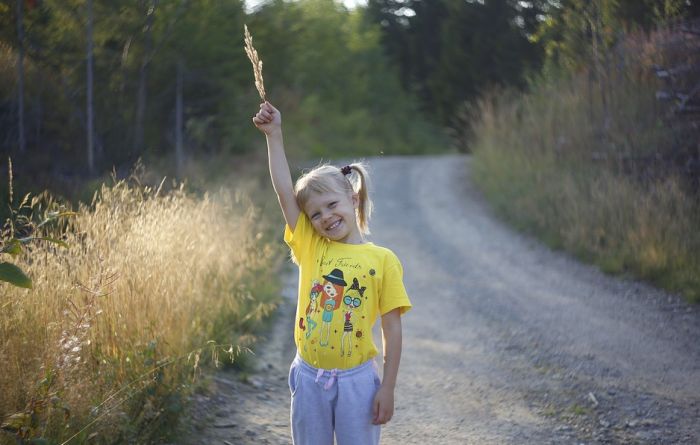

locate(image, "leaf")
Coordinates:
0 262 32 288
17 237 69 248
0 412 31 432
0 239 22 256
36 211 77 229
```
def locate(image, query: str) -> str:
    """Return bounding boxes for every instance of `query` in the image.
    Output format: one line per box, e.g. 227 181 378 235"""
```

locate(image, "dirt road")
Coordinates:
182 155 700 444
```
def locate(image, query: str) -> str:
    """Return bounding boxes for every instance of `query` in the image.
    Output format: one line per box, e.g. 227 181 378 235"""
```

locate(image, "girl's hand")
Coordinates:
252 101 282 136
372 384 395 425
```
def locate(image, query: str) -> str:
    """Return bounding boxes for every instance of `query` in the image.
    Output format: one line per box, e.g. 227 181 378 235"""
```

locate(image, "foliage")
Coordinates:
0 167 281 443
365 0 543 126
0 159 73 289
0 0 445 182
364 0 700 134
531 0 699 73
246 0 445 157
469 25 700 302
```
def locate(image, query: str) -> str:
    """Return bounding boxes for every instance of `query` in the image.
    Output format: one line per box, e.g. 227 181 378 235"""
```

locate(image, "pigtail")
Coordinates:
295 161 373 236
348 162 373 235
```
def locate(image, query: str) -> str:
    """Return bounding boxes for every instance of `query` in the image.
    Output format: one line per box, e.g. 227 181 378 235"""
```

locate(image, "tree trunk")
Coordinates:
86 0 95 174
175 58 184 177
16 0 26 154
35 82 42 148
133 0 158 156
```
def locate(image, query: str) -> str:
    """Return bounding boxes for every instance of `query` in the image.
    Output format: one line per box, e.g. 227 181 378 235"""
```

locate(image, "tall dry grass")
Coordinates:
470 31 700 302
0 173 280 443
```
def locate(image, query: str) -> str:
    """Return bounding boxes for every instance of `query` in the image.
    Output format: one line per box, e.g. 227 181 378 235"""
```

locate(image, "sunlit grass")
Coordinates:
0 173 281 443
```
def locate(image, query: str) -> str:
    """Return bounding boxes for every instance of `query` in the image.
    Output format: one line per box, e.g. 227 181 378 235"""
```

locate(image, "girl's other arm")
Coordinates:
373 308 402 425
253 102 301 230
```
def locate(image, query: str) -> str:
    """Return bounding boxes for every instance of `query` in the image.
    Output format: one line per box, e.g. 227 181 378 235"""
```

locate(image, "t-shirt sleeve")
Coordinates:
380 253 412 316
284 212 316 264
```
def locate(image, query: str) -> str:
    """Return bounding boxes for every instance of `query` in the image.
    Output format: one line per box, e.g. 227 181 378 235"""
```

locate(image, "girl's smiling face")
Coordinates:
303 190 362 243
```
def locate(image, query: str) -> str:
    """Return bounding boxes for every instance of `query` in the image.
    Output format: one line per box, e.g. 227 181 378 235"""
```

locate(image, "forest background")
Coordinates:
0 0 699 443
1 0 698 195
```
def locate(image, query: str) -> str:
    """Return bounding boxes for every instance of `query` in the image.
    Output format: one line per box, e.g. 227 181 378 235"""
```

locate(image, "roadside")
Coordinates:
179 154 700 445
178 268 296 445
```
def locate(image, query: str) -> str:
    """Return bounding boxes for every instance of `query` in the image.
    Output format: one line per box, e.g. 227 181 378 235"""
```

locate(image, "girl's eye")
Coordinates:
329 202 337 208
311 213 320 220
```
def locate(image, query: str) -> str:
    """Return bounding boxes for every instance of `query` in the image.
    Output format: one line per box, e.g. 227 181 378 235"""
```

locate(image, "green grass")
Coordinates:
569 404 591 416
470 66 700 303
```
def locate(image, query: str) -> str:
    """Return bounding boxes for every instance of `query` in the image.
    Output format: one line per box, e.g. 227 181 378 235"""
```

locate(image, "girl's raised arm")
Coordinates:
253 102 301 231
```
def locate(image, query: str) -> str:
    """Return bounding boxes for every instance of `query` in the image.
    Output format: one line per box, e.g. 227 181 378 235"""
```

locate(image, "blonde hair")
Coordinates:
295 162 373 235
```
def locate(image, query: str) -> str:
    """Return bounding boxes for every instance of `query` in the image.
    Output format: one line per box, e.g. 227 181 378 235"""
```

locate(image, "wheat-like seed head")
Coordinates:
8 157 13 205
244 24 266 102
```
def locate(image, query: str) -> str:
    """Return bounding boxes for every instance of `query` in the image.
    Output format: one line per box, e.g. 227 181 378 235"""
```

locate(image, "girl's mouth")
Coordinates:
327 220 341 231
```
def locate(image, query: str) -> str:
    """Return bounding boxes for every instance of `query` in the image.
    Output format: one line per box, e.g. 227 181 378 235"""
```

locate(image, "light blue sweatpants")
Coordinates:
288 353 381 445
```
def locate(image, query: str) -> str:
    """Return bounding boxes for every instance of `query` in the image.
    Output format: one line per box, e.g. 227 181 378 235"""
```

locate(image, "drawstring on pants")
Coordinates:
315 367 338 390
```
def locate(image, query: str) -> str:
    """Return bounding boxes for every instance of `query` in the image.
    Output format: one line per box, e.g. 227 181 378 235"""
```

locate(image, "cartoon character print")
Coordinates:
318 268 346 347
340 278 365 357
304 281 323 339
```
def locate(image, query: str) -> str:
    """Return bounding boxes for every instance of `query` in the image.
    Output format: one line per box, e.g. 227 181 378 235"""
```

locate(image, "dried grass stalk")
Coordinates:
244 24 266 102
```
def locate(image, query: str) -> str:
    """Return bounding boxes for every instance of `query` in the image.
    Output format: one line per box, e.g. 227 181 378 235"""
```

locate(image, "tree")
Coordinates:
132 0 158 157
366 0 543 123
532 0 699 72
15 0 26 154
86 0 95 174
175 57 183 176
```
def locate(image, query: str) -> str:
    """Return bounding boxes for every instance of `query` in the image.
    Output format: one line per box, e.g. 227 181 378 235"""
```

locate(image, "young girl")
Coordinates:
253 101 412 445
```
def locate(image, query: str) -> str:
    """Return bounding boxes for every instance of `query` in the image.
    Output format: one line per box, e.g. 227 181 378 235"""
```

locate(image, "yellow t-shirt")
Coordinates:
284 213 412 370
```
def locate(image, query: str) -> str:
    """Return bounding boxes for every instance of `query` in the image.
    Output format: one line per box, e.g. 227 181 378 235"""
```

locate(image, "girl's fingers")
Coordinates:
372 398 379 421
253 103 278 125
260 101 278 115
253 114 273 126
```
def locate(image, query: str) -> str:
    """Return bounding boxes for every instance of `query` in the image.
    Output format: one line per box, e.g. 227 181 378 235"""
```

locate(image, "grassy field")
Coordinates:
470 37 700 303
0 167 282 443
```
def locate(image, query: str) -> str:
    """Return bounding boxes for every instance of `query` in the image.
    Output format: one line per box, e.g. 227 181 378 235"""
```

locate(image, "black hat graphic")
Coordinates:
322 268 347 286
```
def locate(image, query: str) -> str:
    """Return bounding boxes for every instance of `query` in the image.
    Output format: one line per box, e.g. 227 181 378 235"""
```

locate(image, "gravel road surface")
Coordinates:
182 155 700 445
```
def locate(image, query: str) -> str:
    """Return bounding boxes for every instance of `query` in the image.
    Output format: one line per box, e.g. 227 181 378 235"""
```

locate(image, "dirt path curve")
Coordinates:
181 154 700 444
